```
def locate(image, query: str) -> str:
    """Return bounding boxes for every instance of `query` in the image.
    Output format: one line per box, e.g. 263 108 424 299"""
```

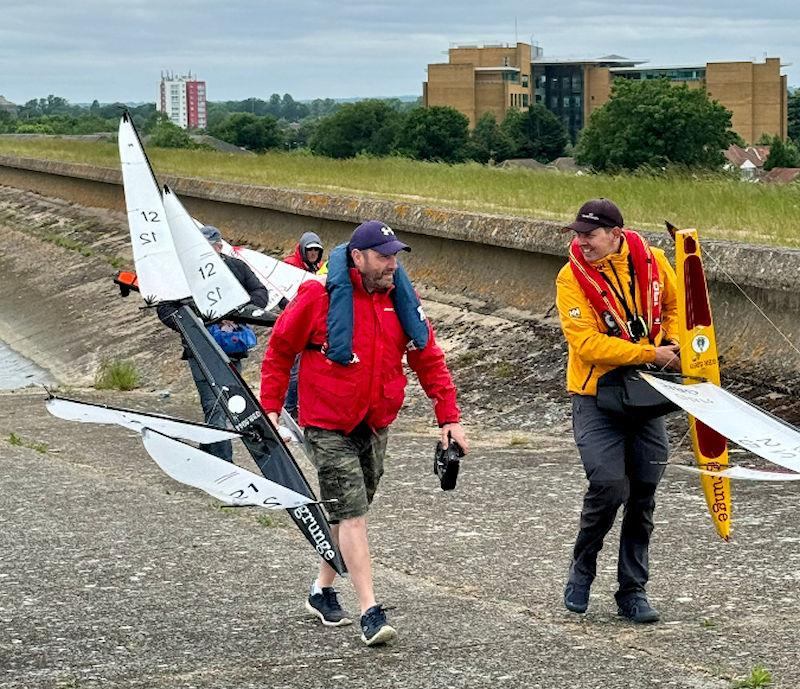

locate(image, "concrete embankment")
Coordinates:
1 154 799 385
1 184 800 688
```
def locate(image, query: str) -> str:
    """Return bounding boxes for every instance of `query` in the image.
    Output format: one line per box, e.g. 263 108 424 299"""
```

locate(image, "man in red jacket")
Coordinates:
261 220 468 646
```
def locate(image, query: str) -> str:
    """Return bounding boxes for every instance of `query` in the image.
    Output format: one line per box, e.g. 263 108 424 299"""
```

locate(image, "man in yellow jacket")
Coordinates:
556 198 680 623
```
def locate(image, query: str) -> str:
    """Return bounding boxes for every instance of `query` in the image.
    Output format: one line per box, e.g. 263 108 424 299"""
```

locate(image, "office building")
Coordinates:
424 43 788 144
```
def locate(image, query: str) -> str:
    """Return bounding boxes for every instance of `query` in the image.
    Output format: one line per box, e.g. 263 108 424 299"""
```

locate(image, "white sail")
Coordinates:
641 373 800 474
117 114 190 303
673 465 800 481
141 428 314 508
46 397 240 444
162 186 249 319
222 243 317 311
280 408 305 445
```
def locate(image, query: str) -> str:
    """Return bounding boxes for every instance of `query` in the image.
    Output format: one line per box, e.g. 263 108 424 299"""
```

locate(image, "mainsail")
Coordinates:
223 243 317 312
118 113 190 304
46 396 241 444
161 186 249 320
675 465 800 481
641 374 800 477
141 428 314 508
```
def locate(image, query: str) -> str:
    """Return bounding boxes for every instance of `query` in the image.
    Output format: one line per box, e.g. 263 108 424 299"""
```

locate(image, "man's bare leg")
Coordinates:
335 516 376 613
316 524 339 588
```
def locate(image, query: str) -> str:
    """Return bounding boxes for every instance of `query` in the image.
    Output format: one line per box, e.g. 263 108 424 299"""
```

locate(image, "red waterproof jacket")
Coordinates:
260 269 460 433
284 245 309 270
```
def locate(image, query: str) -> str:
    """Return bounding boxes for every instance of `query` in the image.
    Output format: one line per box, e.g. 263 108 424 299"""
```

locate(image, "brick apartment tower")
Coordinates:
159 72 207 129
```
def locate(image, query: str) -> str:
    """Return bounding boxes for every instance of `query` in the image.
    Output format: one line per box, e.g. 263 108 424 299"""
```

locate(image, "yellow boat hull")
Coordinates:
674 229 731 541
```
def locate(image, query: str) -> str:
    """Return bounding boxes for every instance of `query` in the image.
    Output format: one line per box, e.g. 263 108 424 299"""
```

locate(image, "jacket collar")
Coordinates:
591 234 629 271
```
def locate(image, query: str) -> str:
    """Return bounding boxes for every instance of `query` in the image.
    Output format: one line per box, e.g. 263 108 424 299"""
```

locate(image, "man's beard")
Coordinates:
363 270 395 293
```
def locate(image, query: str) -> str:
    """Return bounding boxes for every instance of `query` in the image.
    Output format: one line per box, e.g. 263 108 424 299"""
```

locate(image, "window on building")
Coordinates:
522 74 529 88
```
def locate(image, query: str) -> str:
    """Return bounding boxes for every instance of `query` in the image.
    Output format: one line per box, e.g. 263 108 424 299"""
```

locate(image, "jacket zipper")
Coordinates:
581 364 595 391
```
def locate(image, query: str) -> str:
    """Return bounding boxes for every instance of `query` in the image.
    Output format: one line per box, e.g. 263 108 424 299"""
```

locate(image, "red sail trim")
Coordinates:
696 420 727 458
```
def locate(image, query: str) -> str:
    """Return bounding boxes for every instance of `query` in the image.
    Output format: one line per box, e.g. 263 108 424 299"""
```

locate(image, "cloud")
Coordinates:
0 0 796 104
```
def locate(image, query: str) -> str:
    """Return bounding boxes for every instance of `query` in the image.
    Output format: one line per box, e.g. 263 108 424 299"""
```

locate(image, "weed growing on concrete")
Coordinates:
94 359 140 391
43 232 93 257
509 435 529 447
55 678 82 689
255 513 276 528
41 230 126 270
493 361 515 379
731 665 772 688
7 432 49 453
700 618 717 628
452 351 481 368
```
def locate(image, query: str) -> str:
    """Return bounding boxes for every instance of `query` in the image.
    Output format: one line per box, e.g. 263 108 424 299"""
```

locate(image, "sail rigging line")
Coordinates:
653 413 696 470
699 245 800 359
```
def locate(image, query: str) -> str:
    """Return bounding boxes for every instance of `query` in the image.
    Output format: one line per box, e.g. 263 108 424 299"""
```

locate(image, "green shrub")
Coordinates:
94 359 140 390
732 665 773 688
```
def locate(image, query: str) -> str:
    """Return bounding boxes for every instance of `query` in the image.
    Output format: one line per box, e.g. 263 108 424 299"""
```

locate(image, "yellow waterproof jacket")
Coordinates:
556 238 678 396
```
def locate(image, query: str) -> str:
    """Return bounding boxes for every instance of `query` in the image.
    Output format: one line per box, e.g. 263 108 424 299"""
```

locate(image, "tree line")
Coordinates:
2 84 799 172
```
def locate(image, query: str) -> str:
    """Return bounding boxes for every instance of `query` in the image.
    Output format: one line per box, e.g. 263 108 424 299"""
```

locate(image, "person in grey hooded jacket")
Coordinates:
284 231 325 273
282 231 325 417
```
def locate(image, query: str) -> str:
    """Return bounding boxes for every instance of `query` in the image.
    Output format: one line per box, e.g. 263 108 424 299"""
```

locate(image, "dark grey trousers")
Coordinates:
187 356 242 462
568 394 668 602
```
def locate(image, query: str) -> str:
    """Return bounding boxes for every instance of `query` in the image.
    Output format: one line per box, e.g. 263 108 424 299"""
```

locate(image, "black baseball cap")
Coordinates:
564 198 624 234
349 220 410 255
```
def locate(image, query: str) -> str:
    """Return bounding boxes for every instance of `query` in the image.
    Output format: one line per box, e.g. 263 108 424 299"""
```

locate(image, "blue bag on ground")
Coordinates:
207 324 257 354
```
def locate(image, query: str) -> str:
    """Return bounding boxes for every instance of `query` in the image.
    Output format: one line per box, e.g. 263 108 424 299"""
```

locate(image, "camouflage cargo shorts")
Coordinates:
304 423 389 521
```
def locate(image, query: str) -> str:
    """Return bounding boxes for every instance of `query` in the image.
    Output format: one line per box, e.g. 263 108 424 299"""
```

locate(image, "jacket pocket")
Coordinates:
313 371 359 399
381 378 407 409
580 364 596 391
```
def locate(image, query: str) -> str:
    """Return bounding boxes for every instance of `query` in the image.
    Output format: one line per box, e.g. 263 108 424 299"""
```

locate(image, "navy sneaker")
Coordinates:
359 604 397 646
564 582 590 614
617 596 660 623
305 587 352 627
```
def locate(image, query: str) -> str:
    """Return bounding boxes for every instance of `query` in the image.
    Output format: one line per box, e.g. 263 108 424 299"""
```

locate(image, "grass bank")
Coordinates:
1 138 798 247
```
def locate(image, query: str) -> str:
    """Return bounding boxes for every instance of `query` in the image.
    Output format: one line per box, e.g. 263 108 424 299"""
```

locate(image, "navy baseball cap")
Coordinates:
564 198 624 234
349 220 410 255
200 225 222 243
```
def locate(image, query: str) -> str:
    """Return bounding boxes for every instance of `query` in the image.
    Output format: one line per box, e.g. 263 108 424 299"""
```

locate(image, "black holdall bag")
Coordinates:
596 366 680 420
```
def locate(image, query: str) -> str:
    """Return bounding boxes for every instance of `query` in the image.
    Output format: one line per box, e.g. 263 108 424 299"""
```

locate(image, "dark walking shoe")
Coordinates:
360 604 397 646
617 596 660 623
305 587 352 627
564 582 590 614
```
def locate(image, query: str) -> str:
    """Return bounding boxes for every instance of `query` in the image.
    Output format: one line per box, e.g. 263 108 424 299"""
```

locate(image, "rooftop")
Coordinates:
532 54 645 67
610 64 705 72
474 66 521 72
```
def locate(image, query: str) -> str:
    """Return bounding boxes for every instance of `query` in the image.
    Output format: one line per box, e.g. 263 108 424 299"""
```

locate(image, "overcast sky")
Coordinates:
1 1 797 105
